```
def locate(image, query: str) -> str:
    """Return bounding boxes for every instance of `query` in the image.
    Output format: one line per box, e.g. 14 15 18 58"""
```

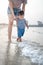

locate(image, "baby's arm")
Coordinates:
25 20 29 28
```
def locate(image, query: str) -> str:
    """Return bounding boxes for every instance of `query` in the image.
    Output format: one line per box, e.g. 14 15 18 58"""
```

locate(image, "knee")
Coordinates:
8 15 14 25
9 20 13 26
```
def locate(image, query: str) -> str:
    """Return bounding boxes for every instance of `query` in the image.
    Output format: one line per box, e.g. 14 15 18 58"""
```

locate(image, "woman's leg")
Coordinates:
8 14 14 42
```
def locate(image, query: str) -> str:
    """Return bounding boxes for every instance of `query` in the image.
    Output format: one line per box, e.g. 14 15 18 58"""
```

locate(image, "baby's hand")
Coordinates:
14 16 16 20
27 25 29 29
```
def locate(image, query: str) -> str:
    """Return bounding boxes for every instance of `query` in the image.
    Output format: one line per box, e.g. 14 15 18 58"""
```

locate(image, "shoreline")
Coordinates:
0 24 43 27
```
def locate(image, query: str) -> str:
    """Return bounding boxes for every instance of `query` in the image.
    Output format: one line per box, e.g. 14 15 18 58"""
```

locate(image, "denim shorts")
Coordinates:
7 7 21 16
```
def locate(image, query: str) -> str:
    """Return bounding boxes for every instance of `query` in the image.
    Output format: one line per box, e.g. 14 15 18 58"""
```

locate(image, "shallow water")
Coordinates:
18 41 43 64
17 27 43 65
0 26 43 65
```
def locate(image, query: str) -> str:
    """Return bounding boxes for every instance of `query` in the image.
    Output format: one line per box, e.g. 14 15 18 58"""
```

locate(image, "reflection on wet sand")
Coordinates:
18 41 43 65
5 43 22 65
0 25 43 65
4 42 31 65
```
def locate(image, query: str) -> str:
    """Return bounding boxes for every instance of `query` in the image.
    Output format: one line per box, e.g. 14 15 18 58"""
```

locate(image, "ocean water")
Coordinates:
0 25 43 65
17 27 43 65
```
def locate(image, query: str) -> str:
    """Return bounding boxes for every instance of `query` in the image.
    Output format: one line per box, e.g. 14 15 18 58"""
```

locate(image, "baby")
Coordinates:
16 10 29 42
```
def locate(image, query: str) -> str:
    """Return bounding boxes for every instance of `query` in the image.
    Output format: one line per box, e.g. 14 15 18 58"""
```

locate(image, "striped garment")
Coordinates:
8 0 27 8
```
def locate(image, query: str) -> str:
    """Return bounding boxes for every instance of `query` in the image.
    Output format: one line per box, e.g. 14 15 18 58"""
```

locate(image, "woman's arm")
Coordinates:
8 0 14 17
22 3 26 12
22 0 27 12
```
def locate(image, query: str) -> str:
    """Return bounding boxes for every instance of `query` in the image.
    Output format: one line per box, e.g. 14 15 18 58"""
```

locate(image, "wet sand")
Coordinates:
0 25 43 65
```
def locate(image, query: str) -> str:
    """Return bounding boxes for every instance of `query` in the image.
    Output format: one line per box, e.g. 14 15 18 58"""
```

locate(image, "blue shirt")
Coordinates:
17 18 26 29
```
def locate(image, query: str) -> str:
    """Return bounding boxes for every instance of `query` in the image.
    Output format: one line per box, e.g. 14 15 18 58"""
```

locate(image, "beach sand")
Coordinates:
0 25 43 65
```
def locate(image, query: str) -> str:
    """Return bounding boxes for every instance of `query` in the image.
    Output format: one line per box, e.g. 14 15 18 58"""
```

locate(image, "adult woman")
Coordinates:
7 0 27 42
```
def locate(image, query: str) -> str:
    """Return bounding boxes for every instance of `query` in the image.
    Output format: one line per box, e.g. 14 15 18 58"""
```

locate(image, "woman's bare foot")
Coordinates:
8 39 11 43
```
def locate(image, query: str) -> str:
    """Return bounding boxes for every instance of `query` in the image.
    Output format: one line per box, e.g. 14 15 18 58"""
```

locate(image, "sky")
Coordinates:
0 0 43 24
